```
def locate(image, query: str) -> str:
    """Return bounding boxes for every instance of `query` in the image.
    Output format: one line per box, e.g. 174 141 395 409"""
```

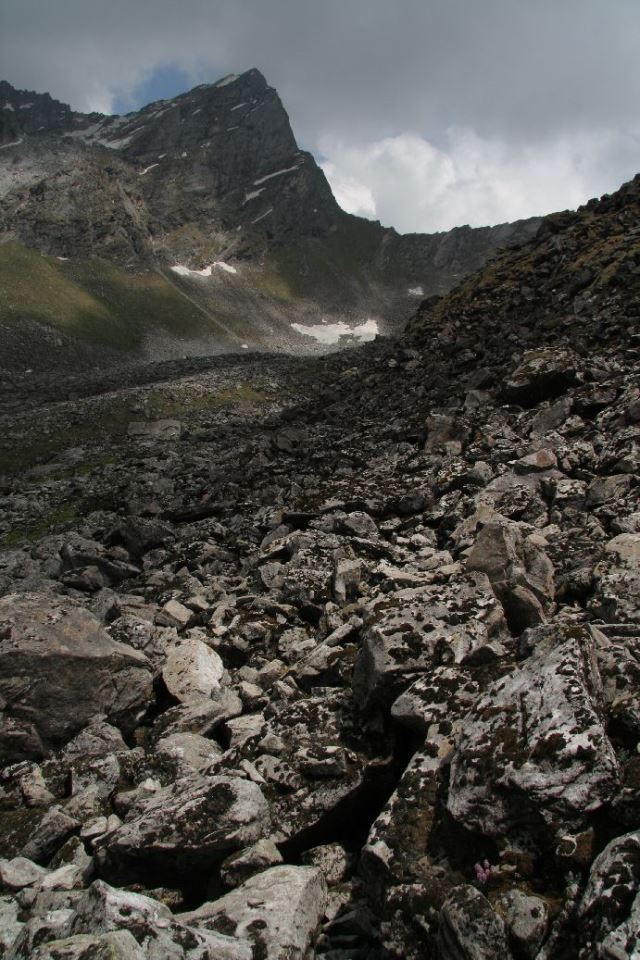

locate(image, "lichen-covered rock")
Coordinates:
181 865 328 959
221 689 373 842
220 837 283 888
466 516 555 632
0 593 152 761
66 880 252 959
353 574 506 711
503 348 579 406
0 894 23 956
161 635 227 703
96 775 271 882
578 830 640 960
495 889 549 959
447 623 619 848
29 931 145 960
438 885 513 960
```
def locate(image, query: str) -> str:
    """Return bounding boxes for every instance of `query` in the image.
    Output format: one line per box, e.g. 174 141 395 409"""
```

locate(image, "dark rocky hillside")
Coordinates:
0 71 539 366
0 167 638 958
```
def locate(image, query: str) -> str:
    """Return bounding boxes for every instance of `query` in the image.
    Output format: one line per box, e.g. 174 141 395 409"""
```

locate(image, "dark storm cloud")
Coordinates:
2 0 640 231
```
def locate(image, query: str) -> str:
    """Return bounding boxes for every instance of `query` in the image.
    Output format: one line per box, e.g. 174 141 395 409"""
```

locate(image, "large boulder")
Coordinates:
503 348 579 407
161 634 227 703
578 830 640 960
70 880 251 960
353 574 507 711
438 885 513 960
181 865 328 960
466 517 555 633
29 931 145 960
97 774 271 882
447 624 619 849
0 593 152 761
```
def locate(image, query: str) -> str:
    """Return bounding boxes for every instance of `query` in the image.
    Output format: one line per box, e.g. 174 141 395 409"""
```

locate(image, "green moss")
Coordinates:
0 383 278 477
1 504 80 549
0 241 235 351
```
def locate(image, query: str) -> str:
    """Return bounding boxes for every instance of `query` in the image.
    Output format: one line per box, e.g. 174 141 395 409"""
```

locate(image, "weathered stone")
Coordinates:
161 635 226 703
181 865 327 959
439 885 513 960
0 593 152 761
154 732 222 773
447 624 619 847
97 775 271 881
577 830 640 960
0 895 23 956
495 889 549 959
466 517 554 632
220 837 283 888
0 857 48 892
301 843 349 887
29 931 145 960
504 348 578 407
127 419 182 441
353 575 506 711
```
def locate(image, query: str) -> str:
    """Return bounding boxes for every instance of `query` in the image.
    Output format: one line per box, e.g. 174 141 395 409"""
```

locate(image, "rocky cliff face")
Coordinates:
0 170 638 958
0 71 540 364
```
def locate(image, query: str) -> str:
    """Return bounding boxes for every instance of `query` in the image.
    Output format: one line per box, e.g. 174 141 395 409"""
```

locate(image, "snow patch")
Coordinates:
243 188 265 204
253 163 302 186
291 318 379 345
2 103 14 111
230 102 247 111
0 138 23 149
252 207 273 224
139 163 159 176
18 103 33 109
170 261 238 278
56 256 69 261
241 344 249 350
215 74 238 87
226 126 239 132
408 286 424 296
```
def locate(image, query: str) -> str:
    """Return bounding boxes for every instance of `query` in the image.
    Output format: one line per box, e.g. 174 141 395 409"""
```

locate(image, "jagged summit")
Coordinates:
0 69 540 365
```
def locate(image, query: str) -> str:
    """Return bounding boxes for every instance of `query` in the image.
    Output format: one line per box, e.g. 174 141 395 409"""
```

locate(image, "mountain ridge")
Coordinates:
0 69 541 366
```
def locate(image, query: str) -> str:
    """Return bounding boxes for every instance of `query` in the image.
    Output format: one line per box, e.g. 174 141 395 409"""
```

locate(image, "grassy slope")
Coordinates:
259 213 386 307
0 241 231 351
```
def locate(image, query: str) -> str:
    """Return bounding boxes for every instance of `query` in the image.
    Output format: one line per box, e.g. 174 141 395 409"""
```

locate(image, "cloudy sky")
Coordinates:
2 0 640 233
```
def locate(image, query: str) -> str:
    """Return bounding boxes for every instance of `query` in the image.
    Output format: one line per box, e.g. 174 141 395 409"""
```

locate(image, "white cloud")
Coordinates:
320 162 377 218
3 0 640 231
320 127 640 233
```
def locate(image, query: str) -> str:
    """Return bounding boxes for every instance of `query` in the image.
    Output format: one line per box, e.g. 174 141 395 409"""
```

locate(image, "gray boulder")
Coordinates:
181 864 327 959
97 775 271 882
447 624 619 847
439 885 513 960
0 593 152 761
578 830 640 960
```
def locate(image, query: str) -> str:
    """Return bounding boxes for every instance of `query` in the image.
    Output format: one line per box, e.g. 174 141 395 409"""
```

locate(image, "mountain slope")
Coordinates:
0 70 540 366
0 170 638 960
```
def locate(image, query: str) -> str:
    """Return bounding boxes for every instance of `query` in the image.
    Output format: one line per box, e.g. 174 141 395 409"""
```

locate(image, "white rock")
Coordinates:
0 857 48 891
182 864 327 959
162 636 226 703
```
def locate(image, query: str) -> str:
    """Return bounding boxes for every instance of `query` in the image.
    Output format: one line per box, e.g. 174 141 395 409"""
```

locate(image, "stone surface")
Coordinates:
181 865 328 959
447 624 619 847
161 635 226 703
97 775 271 881
0 593 152 760
438 885 513 960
